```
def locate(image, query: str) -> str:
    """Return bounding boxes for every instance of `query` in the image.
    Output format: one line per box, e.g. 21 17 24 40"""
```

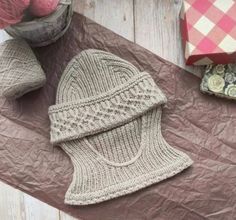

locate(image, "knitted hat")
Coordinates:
0 39 46 99
49 49 193 205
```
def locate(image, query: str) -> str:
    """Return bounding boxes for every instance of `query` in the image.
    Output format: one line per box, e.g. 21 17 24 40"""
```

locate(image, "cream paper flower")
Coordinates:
213 64 225 77
224 72 236 84
228 64 236 72
207 75 225 93
215 64 225 74
225 85 236 98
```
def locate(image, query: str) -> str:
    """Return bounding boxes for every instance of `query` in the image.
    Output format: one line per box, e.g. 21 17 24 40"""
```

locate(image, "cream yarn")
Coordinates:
49 49 193 205
0 39 46 99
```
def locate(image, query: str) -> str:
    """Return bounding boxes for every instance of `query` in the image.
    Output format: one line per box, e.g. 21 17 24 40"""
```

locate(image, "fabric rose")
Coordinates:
207 75 225 93
213 64 225 77
224 72 236 84
225 85 236 98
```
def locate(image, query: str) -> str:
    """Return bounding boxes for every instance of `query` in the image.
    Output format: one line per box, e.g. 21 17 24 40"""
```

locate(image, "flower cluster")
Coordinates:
200 64 236 100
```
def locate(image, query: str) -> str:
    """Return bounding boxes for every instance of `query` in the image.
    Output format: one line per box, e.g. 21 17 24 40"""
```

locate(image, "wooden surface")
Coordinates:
0 1 202 219
0 181 77 220
75 0 202 76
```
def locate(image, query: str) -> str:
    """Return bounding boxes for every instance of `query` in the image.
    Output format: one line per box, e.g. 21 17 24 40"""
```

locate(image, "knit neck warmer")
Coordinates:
49 49 193 205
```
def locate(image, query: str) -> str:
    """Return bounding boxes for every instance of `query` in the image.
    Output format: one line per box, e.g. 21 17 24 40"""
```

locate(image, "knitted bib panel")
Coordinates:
49 49 193 205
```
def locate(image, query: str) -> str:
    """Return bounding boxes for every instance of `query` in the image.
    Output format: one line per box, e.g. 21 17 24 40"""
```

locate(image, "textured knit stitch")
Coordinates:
49 49 193 205
0 39 46 99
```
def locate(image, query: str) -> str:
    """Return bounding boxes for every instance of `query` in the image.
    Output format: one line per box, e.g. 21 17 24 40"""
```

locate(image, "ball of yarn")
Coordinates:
30 0 59 17
0 0 30 29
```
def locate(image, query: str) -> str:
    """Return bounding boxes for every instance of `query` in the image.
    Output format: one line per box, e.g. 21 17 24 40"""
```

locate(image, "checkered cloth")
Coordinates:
180 0 236 65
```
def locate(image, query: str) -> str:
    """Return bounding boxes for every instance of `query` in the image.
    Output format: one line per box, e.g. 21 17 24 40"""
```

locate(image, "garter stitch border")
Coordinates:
49 49 193 205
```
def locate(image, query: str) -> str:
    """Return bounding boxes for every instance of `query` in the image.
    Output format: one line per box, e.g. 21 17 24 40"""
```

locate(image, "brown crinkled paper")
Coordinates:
0 13 235 220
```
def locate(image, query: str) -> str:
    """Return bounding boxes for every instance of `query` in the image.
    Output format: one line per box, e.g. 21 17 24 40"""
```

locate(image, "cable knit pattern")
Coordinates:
49 72 167 144
0 39 46 99
49 49 193 205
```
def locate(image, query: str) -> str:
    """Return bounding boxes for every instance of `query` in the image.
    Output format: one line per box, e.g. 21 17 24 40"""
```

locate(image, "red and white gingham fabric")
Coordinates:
180 0 236 65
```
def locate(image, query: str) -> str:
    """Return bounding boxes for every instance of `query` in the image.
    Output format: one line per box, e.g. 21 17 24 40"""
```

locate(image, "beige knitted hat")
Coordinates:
0 39 46 99
49 49 193 205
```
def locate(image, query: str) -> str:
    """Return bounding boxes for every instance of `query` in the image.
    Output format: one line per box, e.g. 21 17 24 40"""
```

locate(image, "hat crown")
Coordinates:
56 49 140 103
